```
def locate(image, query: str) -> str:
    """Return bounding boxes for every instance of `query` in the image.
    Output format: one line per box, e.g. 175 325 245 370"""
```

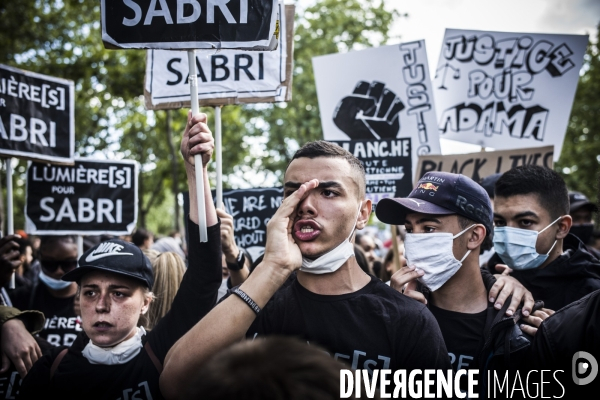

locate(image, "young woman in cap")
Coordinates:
18 112 220 400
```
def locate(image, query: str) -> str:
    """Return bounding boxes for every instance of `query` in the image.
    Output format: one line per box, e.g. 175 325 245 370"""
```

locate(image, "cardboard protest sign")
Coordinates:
434 29 588 160
26 159 138 235
313 41 441 178
101 0 279 51
331 139 413 205
144 3 294 109
219 187 283 261
0 64 74 164
415 145 554 184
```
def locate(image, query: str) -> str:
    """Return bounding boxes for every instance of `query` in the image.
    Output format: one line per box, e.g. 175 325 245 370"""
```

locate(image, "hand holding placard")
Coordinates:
333 81 405 140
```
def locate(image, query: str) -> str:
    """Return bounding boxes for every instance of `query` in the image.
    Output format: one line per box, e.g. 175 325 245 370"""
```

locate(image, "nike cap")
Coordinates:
376 171 493 237
63 239 154 288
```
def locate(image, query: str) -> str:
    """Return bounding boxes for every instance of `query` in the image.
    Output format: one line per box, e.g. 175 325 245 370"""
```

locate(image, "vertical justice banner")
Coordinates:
313 41 441 181
331 139 413 205
0 64 74 164
433 29 588 160
219 187 283 261
26 159 139 235
101 0 279 50
145 3 294 108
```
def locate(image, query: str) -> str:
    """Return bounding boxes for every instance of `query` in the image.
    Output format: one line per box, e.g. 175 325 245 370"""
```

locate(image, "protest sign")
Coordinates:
331 139 413 205
219 187 283 261
0 64 74 164
434 29 587 160
101 0 279 51
415 145 554 184
313 41 441 178
144 3 294 109
25 159 138 235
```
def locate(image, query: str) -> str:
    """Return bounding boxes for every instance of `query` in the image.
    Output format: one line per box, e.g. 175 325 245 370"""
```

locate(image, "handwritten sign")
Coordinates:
434 29 587 159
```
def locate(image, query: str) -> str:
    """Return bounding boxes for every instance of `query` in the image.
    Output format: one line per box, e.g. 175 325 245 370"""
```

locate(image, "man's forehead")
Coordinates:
285 157 357 187
494 193 545 215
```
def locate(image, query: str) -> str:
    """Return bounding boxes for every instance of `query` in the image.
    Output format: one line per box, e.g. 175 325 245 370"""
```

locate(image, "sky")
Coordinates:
385 0 599 154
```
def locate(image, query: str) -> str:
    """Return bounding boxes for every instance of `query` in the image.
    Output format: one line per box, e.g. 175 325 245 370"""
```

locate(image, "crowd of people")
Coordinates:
0 111 598 398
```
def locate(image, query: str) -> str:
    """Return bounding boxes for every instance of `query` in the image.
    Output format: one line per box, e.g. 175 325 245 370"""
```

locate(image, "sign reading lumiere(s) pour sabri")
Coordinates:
0 64 74 164
26 159 139 235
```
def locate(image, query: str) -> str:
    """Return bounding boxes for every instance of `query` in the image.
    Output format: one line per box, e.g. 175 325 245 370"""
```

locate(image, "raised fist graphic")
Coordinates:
333 81 405 140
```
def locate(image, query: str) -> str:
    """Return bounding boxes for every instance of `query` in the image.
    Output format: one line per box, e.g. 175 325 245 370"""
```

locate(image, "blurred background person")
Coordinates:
152 236 186 262
131 228 154 250
356 232 382 277
379 242 405 283
568 190 600 259
13 237 39 290
217 207 252 300
145 251 187 330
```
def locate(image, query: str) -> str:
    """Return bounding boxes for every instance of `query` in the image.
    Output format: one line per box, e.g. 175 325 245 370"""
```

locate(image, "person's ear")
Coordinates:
466 225 486 250
356 199 372 230
140 293 153 315
555 215 572 240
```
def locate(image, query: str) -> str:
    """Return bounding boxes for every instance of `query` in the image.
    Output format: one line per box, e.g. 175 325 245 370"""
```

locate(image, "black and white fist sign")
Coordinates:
333 81 405 140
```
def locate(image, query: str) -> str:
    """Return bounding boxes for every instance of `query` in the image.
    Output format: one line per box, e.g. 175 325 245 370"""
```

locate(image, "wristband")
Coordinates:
232 287 261 315
226 250 245 271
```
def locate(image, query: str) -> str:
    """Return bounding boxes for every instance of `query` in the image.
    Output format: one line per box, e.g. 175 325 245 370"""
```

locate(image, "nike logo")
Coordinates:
85 252 133 262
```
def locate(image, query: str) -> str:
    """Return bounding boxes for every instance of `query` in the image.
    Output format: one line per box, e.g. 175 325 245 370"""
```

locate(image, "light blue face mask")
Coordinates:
39 270 73 290
493 216 562 270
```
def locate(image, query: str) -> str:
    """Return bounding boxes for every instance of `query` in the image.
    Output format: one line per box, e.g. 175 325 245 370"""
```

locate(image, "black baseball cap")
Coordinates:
63 239 154 288
376 172 494 236
569 191 598 213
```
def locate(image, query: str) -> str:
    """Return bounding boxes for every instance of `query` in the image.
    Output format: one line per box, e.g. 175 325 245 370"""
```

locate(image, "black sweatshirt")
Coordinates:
17 219 222 400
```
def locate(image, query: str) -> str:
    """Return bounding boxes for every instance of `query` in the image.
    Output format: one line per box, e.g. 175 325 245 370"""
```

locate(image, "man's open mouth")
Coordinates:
293 219 322 241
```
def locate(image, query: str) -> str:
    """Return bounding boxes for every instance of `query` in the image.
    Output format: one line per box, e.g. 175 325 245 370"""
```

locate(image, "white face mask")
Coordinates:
404 225 475 292
82 327 146 365
299 204 362 275
39 270 72 291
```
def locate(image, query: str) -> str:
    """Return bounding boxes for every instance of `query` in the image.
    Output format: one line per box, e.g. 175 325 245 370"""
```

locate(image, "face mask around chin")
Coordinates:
404 225 475 292
39 270 72 290
492 216 562 271
299 204 362 275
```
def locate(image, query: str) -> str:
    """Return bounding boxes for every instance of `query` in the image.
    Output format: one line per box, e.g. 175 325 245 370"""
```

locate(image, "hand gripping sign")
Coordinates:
101 0 280 242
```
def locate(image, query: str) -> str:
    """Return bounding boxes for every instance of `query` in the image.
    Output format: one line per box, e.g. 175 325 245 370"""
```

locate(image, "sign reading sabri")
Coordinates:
26 159 138 235
101 0 279 50
0 64 74 164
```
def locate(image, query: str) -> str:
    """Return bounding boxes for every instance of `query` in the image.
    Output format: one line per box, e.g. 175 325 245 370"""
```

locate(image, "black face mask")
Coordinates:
570 223 594 244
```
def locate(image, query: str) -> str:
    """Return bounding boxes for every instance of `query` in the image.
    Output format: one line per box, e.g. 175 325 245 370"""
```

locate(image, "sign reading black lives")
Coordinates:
101 0 279 50
0 64 74 164
330 139 413 206
218 187 283 261
26 159 138 235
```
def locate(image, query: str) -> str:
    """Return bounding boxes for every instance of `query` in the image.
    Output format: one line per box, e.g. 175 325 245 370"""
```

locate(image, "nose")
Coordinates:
95 292 110 313
297 191 317 217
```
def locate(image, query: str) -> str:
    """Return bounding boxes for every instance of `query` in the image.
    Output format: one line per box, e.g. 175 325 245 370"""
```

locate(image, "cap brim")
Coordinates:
62 265 150 287
375 197 454 225
570 200 598 213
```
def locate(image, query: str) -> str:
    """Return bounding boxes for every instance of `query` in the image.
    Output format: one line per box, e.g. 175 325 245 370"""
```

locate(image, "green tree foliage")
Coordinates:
246 0 398 181
556 25 600 202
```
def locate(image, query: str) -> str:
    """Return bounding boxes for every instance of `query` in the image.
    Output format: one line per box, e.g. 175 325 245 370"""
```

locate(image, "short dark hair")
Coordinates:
132 228 153 247
289 140 366 198
39 235 76 254
184 336 346 400
495 165 569 220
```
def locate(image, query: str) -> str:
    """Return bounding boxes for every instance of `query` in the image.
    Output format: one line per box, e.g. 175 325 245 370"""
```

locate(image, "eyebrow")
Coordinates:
406 217 442 225
283 181 344 190
494 211 538 219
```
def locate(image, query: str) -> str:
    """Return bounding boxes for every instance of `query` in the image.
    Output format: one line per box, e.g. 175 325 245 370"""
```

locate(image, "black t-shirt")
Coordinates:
429 304 487 371
10 283 81 347
247 275 451 372
17 220 222 400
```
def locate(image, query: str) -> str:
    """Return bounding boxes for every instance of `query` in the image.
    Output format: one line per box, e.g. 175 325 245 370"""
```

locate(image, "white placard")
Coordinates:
433 29 588 160
145 2 287 107
313 41 441 178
